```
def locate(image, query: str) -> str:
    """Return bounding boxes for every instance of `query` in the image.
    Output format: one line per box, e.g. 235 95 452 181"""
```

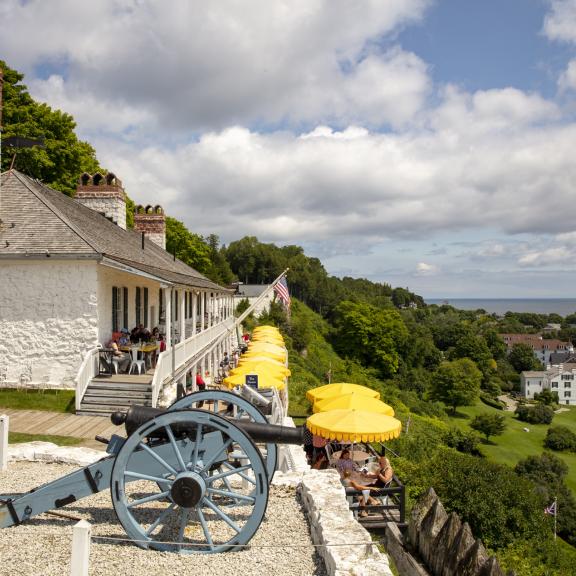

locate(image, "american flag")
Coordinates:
274 276 291 308
545 501 557 516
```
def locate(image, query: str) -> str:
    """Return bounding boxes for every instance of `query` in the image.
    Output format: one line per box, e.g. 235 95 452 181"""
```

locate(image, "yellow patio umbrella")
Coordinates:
230 362 291 378
247 343 287 355
251 336 285 345
242 352 287 364
237 354 286 367
313 393 395 416
306 409 402 443
223 372 285 390
306 383 380 403
253 326 281 334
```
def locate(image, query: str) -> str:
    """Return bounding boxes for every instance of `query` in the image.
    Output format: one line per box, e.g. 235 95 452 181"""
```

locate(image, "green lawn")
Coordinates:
0 388 75 413
446 402 576 493
8 432 82 446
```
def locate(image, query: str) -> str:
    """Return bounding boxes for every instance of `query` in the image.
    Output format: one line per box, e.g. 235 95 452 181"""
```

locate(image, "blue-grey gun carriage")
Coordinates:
0 390 304 554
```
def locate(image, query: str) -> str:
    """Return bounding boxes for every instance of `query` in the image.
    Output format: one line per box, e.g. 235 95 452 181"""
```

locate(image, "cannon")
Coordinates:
0 391 305 554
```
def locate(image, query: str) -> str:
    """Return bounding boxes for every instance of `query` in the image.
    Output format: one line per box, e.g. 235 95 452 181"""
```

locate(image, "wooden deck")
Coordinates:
1 409 123 449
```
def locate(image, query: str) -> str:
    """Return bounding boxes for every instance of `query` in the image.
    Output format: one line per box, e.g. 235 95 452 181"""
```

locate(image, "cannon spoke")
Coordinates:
200 438 232 472
218 461 256 486
125 470 174 484
137 441 178 476
144 502 177 536
196 507 215 551
208 464 253 482
177 508 190 547
164 425 187 472
127 490 171 509
202 497 242 534
207 487 256 504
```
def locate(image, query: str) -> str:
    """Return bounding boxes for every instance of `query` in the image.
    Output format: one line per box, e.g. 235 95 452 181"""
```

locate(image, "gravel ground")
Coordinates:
0 462 327 576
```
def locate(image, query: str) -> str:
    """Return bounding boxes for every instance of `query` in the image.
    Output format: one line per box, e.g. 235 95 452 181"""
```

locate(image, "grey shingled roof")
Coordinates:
0 170 229 292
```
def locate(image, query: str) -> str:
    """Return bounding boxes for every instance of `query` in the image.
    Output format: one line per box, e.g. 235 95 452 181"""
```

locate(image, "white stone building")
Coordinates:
0 170 234 393
520 364 576 405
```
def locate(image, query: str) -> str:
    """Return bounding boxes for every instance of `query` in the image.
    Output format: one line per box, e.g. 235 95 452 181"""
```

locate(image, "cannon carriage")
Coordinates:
0 390 304 554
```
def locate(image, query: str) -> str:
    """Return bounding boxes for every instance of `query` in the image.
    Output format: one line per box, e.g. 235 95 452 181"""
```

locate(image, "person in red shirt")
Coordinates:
195 371 206 391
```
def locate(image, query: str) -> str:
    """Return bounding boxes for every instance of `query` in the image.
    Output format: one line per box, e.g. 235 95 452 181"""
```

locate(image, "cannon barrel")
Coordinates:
111 405 305 446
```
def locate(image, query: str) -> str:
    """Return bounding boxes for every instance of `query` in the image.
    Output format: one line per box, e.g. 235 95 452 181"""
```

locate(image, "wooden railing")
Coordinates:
151 318 235 406
74 348 100 412
345 475 405 524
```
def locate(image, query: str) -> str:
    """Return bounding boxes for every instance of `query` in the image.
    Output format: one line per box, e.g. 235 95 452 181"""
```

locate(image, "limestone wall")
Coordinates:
406 488 508 576
0 260 99 388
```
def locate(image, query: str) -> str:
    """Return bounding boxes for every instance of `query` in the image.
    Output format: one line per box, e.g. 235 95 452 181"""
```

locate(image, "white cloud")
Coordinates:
415 262 438 276
0 0 431 131
543 0 576 44
559 59 576 91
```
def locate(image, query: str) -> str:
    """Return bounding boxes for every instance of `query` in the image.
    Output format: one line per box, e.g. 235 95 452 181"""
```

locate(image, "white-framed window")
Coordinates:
565 391 571 398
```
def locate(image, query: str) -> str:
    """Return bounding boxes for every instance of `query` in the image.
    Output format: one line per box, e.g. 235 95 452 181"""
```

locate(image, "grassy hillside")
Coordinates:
446 402 576 493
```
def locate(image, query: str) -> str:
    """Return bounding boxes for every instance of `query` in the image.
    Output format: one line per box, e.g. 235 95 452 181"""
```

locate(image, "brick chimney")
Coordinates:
75 172 127 229
134 205 166 249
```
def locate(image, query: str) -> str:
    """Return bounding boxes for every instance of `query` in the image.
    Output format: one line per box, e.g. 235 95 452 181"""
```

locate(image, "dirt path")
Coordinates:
497 394 518 411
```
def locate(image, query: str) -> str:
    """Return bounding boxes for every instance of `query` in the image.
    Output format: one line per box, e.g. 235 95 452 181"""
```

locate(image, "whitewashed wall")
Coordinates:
0 260 99 388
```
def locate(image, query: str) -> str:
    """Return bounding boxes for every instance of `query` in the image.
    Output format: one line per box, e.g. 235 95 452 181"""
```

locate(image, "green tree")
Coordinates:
470 413 507 442
1 60 101 194
516 403 554 425
515 453 576 545
331 300 408 377
428 358 482 414
203 234 235 285
534 389 559 406
508 343 542 372
165 217 212 273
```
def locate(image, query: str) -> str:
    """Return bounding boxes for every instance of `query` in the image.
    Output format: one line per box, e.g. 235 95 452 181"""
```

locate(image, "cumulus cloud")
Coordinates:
0 0 431 131
559 59 576 91
543 0 576 44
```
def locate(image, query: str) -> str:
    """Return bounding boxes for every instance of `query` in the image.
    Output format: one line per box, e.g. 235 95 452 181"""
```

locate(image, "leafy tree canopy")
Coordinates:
508 343 542 372
470 413 507 442
1 60 101 195
428 358 482 414
331 300 408 377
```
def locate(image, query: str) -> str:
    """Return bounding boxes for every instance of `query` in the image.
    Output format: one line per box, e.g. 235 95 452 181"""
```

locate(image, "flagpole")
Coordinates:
554 496 557 541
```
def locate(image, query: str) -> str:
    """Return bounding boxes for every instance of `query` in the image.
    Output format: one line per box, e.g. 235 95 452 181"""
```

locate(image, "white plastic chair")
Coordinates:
129 346 146 375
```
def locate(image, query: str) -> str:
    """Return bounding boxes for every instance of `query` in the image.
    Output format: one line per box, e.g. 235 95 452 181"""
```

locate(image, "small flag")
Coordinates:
545 501 557 516
274 276 291 308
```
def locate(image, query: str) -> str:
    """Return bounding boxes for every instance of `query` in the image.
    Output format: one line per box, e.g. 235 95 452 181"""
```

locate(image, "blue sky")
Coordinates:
2 0 576 298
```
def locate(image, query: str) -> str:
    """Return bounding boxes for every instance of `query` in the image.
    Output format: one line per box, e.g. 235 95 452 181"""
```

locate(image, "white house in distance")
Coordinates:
521 364 576 406
0 169 235 404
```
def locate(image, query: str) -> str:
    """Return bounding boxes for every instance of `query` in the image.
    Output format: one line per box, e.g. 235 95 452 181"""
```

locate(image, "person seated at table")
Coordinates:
336 449 358 477
158 334 166 353
196 370 206 392
151 326 160 341
130 324 151 343
118 328 130 346
106 339 131 373
366 456 394 487
341 470 372 517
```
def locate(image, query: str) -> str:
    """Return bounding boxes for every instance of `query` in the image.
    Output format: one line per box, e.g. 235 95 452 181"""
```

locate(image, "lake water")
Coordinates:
425 299 576 316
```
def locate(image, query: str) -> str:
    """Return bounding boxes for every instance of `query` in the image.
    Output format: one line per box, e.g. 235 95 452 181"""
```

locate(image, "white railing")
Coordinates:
151 318 235 407
75 348 100 411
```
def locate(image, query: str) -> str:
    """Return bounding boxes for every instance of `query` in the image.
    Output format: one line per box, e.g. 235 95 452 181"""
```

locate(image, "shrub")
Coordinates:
545 426 576 452
515 403 554 425
470 413 507 442
443 427 482 455
479 393 505 410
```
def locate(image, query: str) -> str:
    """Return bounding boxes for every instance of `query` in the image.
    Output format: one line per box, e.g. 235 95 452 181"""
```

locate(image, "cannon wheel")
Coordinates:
111 409 269 554
168 390 278 482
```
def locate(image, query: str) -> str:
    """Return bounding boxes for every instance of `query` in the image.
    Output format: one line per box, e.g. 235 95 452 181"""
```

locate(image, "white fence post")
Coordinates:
0 415 8 471
70 519 91 576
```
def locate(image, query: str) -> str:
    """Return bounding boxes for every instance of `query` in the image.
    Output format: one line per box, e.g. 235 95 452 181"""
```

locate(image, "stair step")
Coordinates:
83 390 152 400
88 382 151 392
79 400 152 412
82 395 151 404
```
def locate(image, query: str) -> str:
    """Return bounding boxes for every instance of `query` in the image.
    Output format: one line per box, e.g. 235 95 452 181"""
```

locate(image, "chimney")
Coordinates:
75 172 127 229
134 204 166 249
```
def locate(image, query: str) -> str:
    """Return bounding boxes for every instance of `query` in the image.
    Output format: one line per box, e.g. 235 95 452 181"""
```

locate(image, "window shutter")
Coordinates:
136 287 141 325
144 287 149 327
112 287 119 332
123 287 128 330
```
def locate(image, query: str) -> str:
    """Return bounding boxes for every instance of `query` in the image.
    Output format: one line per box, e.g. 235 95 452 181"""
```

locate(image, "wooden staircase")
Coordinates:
77 375 153 416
